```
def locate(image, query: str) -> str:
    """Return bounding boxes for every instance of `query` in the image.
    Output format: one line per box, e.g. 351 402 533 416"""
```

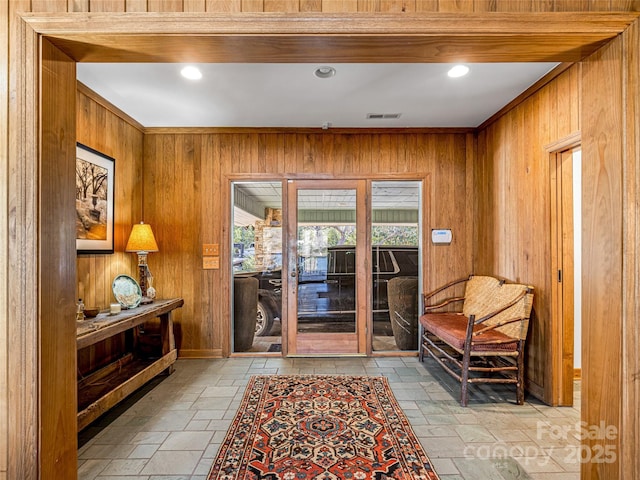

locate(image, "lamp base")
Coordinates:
137 259 157 305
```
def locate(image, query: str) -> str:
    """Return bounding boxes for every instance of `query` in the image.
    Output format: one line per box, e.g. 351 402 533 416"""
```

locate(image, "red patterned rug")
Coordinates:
207 375 440 479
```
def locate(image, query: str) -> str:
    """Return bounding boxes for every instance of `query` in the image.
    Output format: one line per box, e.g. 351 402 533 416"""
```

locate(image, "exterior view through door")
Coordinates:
232 180 421 355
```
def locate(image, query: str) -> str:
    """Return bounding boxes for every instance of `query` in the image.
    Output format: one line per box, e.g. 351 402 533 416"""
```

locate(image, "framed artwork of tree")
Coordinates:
75 143 115 254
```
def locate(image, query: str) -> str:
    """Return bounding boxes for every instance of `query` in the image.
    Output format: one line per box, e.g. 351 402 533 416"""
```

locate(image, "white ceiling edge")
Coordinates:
77 62 559 128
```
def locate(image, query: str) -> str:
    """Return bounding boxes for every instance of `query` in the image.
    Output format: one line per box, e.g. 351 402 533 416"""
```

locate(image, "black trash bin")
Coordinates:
388 276 419 350
233 276 259 352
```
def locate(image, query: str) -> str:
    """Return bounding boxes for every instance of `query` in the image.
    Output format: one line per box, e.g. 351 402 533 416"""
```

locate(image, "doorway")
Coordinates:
231 178 421 356
550 142 582 406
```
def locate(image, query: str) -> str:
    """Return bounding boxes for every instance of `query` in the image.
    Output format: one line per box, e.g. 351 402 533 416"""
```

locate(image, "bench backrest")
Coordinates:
462 275 534 340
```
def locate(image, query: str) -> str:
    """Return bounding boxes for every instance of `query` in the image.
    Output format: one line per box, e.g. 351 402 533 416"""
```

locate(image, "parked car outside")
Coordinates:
234 245 419 336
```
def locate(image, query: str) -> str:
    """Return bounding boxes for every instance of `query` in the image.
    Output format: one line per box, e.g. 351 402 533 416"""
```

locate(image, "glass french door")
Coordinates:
286 180 368 355
230 178 420 356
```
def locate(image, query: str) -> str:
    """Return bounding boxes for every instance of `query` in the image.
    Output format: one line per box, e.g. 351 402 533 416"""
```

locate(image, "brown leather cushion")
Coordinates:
420 313 519 352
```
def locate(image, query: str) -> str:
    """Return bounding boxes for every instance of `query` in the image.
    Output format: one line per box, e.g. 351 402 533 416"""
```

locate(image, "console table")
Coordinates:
76 298 184 431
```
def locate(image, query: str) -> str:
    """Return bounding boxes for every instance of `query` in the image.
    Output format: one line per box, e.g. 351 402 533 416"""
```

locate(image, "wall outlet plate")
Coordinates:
203 257 220 269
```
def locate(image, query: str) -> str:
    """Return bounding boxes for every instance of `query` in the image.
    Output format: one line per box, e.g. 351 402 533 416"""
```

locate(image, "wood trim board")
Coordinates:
21 12 640 63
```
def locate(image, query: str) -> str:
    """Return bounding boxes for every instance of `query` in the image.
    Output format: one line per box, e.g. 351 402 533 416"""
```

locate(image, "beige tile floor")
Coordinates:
78 356 581 480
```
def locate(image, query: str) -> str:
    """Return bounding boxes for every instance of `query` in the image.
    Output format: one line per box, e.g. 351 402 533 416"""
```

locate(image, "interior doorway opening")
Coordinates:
550 141 582 407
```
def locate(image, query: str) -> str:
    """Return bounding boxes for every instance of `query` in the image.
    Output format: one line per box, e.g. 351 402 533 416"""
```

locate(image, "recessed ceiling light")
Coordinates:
314 66 336 79
181 66 202 80
447 65 469 78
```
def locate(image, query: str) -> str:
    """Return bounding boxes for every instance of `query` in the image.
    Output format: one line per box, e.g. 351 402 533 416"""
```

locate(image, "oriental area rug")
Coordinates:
207 375 440 480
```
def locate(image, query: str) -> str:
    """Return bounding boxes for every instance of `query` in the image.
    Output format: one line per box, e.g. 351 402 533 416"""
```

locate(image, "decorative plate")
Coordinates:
112 274 142 309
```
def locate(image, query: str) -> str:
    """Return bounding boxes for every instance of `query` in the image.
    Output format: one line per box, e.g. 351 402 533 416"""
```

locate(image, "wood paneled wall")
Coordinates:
0 1 8 478
6 3 41 479
75 85 144 391
143 131 472 357
76 84 143 307
476 65 580 400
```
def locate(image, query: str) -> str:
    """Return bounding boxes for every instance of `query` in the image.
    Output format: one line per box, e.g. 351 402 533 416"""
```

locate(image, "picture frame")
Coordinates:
75 143 115 254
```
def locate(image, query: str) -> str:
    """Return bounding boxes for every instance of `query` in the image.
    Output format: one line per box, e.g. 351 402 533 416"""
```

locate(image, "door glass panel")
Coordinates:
297 189 357 335
371 181 421 352
231 181 283 353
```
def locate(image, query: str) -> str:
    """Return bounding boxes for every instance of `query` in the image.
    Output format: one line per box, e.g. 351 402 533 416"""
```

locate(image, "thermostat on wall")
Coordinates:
431 229 452 245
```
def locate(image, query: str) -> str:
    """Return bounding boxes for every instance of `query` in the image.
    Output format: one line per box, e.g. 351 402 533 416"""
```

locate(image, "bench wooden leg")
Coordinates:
516 340 525 405
460 349 471 406
460 315 475 407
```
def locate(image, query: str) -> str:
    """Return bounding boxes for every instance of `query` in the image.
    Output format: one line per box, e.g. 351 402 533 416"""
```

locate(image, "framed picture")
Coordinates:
75 143 115 254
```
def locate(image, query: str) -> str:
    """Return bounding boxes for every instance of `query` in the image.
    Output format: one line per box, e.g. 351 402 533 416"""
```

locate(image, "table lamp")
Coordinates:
125 221 159 304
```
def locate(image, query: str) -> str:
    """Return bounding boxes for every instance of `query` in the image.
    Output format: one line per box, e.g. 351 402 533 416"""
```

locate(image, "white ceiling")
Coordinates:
77 62 558 128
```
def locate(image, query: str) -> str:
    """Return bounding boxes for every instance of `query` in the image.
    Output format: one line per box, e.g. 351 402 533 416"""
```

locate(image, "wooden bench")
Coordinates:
419 275 534 406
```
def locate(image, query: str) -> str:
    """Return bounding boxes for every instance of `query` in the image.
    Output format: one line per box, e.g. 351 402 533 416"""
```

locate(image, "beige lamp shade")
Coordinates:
125 222 159 253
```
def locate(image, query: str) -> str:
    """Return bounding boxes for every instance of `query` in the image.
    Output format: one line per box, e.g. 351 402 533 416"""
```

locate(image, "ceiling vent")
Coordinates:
366 113 402 120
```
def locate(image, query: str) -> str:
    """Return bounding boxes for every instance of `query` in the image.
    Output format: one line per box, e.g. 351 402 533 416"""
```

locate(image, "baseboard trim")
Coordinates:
525 380 545 403
178 349 223 359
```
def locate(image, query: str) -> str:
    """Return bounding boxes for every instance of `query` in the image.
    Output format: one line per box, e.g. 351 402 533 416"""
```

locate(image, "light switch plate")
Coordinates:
203 243 219 256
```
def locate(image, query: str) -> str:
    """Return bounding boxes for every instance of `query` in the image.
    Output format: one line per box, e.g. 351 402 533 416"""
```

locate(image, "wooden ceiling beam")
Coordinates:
21 12 639 63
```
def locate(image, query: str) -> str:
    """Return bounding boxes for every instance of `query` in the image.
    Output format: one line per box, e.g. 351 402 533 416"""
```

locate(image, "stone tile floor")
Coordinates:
78 357 581 480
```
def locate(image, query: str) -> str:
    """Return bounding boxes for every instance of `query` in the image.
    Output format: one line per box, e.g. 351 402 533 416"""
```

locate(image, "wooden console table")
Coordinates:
76 298 184 431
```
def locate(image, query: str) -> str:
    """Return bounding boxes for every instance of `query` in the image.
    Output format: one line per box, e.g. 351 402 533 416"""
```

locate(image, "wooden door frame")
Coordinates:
547 132 581 407
9 11 639 478
286 179 369 356
226 174 423 358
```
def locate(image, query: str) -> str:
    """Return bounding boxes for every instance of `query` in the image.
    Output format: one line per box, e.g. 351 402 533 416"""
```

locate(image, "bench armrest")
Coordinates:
423 297 464 312
422 275 472 313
